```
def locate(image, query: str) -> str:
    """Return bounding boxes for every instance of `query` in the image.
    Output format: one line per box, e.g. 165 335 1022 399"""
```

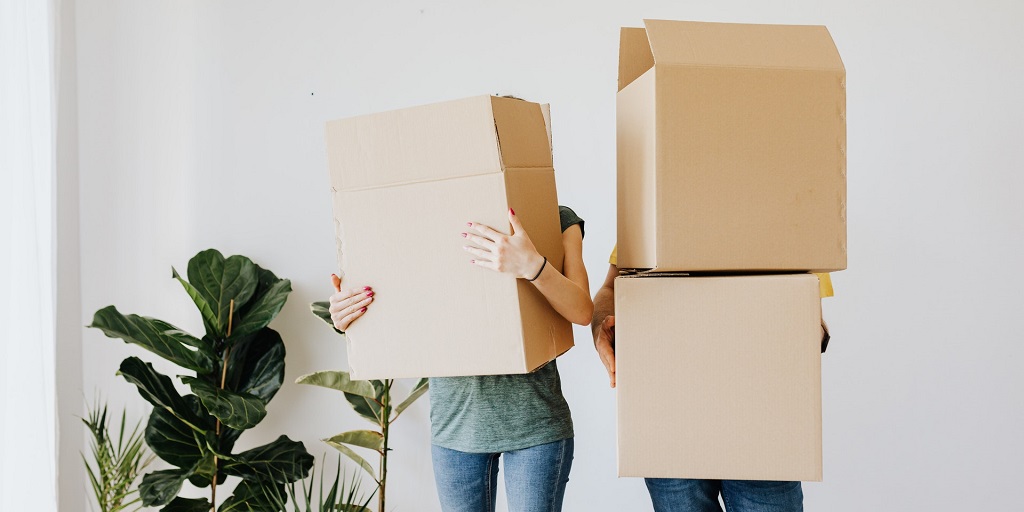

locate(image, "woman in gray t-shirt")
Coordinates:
328 206 591 511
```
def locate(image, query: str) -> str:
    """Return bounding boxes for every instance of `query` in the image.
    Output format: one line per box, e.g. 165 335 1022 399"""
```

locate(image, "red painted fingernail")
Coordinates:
466 222 472 226
509 208 515 215
461 232 467 238
366 291 374 297
363 286 371 291
360 307 367 312
470 259 475 264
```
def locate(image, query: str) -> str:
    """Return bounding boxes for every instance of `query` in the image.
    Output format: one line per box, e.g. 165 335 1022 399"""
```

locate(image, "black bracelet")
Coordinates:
527 257 547 282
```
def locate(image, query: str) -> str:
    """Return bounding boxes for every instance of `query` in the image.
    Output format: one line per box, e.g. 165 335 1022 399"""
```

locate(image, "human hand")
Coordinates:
462 208 545 279
594 315 616 388
328 274 373 332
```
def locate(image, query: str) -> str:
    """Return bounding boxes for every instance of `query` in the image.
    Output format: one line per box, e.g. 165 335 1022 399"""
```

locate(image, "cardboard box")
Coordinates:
325 96 573 379
617 20 847 272
616 273 822 481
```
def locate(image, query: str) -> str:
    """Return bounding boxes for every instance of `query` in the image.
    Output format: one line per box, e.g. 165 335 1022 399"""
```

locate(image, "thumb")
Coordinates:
331 274 342 292
508 208 525 236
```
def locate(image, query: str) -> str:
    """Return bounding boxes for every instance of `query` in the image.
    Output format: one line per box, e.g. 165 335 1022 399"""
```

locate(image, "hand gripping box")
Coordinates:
325 96 572 379
615 273 823 481
617 20 847 272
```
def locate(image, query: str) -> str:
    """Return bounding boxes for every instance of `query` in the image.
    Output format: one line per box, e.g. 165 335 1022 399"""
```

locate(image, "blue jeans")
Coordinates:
646 478 803 512
431 438 574 512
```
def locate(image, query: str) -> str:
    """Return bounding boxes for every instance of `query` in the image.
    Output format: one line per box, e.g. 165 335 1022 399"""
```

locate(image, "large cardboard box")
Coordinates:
617 20 847 272
325 96 573 379
616 273 823 481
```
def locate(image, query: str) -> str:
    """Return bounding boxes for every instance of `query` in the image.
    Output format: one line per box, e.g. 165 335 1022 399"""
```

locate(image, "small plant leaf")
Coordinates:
310 301 344 334
186 249 258 332
225 328 286 403
172 267 222 338
230 266 291 339
295 371 377 399
222 435 314 484
117 357 202 429
91 307 216 373
160 497 211 512
218 479 283 512
323 430 384 452
182 377 267 430
391 378 429 421
140 468 192 507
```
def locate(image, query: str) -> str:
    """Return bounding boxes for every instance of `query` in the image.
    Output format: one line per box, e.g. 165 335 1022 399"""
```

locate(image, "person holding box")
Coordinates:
329 206 592 512
592 248 832 512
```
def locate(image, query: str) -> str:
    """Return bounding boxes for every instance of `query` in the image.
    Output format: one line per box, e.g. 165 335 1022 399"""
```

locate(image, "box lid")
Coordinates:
618 20 845 91
326 96 552 192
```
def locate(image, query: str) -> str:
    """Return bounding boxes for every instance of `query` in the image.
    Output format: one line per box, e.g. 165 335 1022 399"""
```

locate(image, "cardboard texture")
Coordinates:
617 20 847 272
325 96 572 379
616 273 823 481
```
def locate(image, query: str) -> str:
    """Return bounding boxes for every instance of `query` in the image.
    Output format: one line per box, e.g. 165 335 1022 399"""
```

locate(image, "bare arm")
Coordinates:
529 224 593 325
591 264 618 387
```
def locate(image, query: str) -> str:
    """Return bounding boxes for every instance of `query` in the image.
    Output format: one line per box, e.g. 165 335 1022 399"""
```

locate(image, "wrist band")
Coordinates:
527 257 547 282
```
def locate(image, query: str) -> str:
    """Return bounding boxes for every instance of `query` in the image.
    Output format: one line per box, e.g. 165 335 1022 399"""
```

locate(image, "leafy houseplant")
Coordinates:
299 302 430 512
82 399 156 512
89 249 314 511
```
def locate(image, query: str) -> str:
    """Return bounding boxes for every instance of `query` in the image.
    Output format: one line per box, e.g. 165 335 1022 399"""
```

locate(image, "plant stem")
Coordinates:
211 299 235 510
378 379 393 512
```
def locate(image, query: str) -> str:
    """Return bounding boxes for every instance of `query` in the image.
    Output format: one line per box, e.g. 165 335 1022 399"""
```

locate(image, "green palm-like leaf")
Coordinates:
140 468 192 507
230 266 291 339
222 435 314 484
391 378 429 421
172 267 222 338
310 300 344 334
160 497 212 512
295 371 376 399
323 430 384 452
117 357 202 430
324 441 377 482
91 307 216 373
182 377 266 430
186 249 258 332
225 329 286 403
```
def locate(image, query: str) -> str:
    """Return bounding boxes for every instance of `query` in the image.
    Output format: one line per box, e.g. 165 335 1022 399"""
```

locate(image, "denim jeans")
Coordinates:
645 478 803 512
431 438 574 512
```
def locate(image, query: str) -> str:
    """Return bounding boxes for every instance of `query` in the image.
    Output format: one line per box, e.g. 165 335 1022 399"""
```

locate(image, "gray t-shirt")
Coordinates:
429 206 584 453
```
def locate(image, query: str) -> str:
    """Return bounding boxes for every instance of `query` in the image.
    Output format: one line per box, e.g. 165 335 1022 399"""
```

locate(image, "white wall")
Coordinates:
72 1 1024 511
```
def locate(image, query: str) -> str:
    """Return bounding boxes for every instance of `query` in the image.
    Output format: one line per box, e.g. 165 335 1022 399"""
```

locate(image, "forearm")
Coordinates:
592 284 615 338
531 264 594 326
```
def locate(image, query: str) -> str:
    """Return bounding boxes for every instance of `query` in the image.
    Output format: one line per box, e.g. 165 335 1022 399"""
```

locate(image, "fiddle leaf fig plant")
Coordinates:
299 302 430 512
89 249 313 511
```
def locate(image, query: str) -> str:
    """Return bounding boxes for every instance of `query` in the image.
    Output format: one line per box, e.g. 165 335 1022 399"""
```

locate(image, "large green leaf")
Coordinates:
160 497 211 512
225 329 285 403
391 378 429 421
230 266 291 339
92 307 216 373
222 435 313 484
295 371 376 399
118 357 202 430
172 267 222 338
218 479 283 512
324 442 377 482
186 249 258 334
323 430 383 452
310 301 344 334
145 396 207 469
140 468 191 507
182 377 266 430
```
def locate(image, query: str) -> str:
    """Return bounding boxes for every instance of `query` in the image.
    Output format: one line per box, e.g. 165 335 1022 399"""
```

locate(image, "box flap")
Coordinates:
490 96 553 169
642 19 844 71
326 95 504 192
618 27 655 92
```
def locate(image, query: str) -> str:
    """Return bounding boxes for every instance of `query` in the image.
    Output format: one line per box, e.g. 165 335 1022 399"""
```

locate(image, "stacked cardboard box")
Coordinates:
615 20 846 481
325 96 572 380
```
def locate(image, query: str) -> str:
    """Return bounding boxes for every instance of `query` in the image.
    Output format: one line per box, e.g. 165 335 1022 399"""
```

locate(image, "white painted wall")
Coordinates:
71 1 1024 511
